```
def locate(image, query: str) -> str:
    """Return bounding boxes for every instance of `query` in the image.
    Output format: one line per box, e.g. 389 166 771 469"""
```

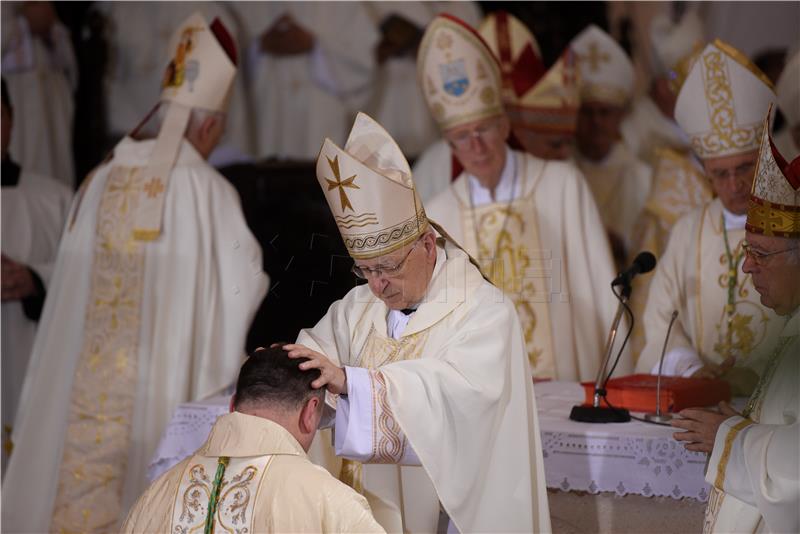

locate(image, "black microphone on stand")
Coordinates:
570 251 658 423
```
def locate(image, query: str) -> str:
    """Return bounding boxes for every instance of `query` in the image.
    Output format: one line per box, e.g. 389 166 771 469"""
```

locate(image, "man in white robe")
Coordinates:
671 114 799 533
98 1 254 163
285 111 550 533
365 1 480 159
636 41 784 396
1 1 77 187
774 49 800 158
422 15 624 381
1 14 268 532
122 345 385 533
571 25 652 265
620 7 704 166
1 78 72 473
231 1 378 159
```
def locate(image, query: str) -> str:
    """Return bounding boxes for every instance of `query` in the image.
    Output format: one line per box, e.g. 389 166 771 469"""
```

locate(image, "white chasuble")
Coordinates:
621 94 693 166
2 138 267 533
412 138 453 203
637 199 785 395
428 149 624 381
122 412 384 533
298 241 551 533
703 311 799 534
628 147 713 359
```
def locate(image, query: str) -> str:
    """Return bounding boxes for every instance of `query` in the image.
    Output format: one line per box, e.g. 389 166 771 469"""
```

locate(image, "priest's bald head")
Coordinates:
232 345 325 452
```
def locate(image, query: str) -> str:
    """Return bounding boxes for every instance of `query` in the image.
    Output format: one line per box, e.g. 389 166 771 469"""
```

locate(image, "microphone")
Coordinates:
612 251 657 287
645 310 679 424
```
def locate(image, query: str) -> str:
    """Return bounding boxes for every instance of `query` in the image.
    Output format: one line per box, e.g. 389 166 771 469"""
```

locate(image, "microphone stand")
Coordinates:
645 311 679 424
569 282 632 423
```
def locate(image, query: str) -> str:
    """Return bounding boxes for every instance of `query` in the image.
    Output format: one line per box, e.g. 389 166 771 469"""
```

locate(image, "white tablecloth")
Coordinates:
149 381 712 501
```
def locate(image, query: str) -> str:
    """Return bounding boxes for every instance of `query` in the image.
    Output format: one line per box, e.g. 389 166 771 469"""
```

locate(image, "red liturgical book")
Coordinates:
580 374 732 413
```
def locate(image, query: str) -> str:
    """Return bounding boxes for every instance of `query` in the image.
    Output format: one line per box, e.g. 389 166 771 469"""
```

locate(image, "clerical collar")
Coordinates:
2 157 21 187
467 146 517 206
722 206 747 231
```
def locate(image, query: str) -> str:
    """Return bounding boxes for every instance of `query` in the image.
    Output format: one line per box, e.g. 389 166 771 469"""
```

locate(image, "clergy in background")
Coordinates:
571 24 652 266
672 111 799 533
620 6 704 166
1 1 77 187
2 14 268 532
478 12 580 162
636 40 784 396
285 111 550 533
774 49 800 158
423 15 624 381
122 345 385 533
1 78 72 473
232 1 378 159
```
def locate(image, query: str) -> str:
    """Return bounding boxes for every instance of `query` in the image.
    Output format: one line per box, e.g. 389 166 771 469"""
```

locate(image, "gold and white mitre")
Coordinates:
674 39 775 161
417 14 504 131
570 24 634 106
133 12 237 240
746 105 800 238
478 12 579 134
776 50 800 128
316 112 428 259
649 7 704 78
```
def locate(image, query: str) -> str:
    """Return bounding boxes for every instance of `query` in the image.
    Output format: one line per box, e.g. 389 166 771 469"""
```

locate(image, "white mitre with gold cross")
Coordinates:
776 50 800 128
316 112 428 259
479 12 579 135
417 14 504 132
649 7 705 78
675 39 775 161
570 24 634 107
746 105 800 238
133 12 238 241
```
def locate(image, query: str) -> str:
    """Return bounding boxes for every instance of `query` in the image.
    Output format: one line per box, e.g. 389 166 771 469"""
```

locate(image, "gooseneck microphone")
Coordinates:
612 251 657 287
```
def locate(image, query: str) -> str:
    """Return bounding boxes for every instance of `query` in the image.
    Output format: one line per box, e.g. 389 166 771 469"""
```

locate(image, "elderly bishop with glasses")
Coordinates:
283 111 550 534
671 105 799 534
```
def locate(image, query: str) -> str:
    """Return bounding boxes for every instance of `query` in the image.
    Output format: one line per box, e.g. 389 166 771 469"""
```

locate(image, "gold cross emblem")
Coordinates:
325 155 359 212
579 42 610 72
143 177 165 198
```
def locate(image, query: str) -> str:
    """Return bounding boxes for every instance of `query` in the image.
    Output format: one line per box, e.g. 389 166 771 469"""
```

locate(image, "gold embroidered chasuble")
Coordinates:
298 242 551 533
49 167 147 531
628 147 714 358
427 149 624 381
121 412 384 533
702 310 799 534
637 199 785 394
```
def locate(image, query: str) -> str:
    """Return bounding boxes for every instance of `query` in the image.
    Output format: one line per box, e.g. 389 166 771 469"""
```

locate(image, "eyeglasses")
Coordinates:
351 239 421 279
446 120 503 151
742 242 797 265
707 161 756 183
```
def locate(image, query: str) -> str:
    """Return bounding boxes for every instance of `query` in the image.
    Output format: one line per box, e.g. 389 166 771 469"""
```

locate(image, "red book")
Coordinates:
581 374 732 413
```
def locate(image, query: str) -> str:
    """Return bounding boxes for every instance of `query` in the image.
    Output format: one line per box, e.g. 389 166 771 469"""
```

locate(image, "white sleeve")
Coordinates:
650 346 704 377
334 366 420 465
706 416 800 534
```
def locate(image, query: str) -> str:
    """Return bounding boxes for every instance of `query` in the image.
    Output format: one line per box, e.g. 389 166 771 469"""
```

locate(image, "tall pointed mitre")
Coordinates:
133 12 238 240
479 12 580 134
746 105 800 238
316 112 428 259
649 7 705 78
675 39 775 161
570 24 634 106
776 50 800 127
417 14 504 131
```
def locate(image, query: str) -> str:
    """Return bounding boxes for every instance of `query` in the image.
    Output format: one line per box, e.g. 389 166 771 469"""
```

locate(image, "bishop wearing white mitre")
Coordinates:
2 13 267 532
636 40 785 396
285 111 550 533
423 15 624 381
